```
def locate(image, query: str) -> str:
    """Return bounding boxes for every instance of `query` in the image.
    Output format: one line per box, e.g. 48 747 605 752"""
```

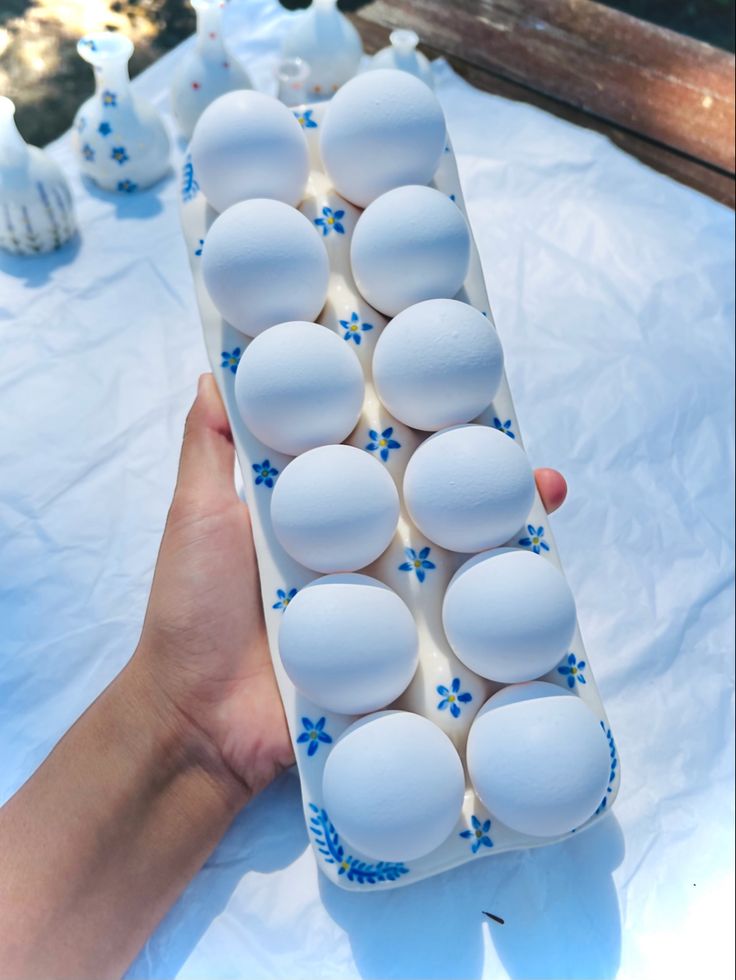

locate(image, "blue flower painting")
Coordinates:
297 717 332 757
117 179 137 193
111 146 129 165
518 525 550 554
399 546 436 583
340 312 373 345
460 815 493 853
102 90 117 107
81 143 95 162
220 348 241 373
272 588 297 611
315 206 345 236
252 460 278 488
294 109 318 129
436 677 472 718
365 427 400 462
557 652 586 688
493 417 515 439
98 121 112 137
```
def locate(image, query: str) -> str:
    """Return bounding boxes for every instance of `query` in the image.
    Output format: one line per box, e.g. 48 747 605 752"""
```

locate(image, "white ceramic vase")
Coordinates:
171 0 253 139
72 32 170 193
368 29 434 89
281 0 363 100
0 96 77 256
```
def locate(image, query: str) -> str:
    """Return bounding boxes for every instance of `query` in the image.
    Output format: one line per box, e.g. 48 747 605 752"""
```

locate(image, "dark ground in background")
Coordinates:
1 0 734 147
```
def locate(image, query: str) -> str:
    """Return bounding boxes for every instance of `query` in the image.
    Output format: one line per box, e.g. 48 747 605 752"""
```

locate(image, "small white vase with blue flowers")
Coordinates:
73 32 170 193
281 0 363 101
170 0 253 139
0 96 77 255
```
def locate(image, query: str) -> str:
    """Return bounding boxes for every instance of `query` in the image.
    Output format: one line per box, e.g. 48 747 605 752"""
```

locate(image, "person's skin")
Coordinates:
0 374 567 980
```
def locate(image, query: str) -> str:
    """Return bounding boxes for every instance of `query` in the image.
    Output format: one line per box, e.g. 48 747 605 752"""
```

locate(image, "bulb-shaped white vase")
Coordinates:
0 96 77 256
281 0 363 100
72 32 170 193
368 29 434 88
171 0 253 139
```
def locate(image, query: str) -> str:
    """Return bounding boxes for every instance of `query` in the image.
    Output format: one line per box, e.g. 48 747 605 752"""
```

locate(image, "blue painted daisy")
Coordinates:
81 143 95 162
314 206 345 236
117 179 137 193
460 815 493 853
220 347 241 373
366 426 400 462
102 90 117 107
252 460 278 488
492 417 515 439
98 121 112 137
557 652 586 688
518 524 550 554
399 546 436 583
297 717 332 757
273 588 297 611
340 312 373 345
111 145 129 165
436 677 472 718
294 108 318 129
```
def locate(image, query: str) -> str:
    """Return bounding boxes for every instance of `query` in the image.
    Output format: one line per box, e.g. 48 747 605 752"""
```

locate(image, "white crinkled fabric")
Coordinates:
0 1 733 978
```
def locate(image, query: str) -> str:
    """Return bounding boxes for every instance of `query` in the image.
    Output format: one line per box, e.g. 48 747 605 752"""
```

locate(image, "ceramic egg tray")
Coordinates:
179 101 619 891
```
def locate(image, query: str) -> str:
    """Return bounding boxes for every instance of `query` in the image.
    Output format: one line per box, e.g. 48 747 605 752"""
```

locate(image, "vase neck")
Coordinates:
93 62 132 99
79 33 134 103
313 0 339 18
0 96 29 169
194 1 226 54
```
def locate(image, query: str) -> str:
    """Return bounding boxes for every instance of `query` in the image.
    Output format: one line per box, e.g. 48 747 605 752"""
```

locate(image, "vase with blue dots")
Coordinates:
73 31 170 192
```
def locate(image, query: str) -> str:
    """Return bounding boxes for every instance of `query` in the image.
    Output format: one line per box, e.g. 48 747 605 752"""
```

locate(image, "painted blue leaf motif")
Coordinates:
308 805 409 883
181 154 200 202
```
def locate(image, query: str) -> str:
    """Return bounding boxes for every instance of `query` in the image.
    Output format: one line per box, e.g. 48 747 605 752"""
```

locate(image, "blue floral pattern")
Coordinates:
399 546 436 583
315 206 345 236
297 717 332 756
117 179 137 193
436 677 473 718
220 347 241 373
309 804 409 883
102 90 117 107
492 417 515 439
272 587 297 611
460 815 493 853
252 460 278 488
81 143 95 162
76 117 86 133
294 109 318 129
518 524 550 554
111 146 129 165
98 121 112 137
595 722 617 814
340 312 373 345
181 154 199 203
366 426 400 462
557 652 586 688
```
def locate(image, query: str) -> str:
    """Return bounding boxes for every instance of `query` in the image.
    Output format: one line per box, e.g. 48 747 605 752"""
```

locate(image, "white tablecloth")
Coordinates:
1 2 734 977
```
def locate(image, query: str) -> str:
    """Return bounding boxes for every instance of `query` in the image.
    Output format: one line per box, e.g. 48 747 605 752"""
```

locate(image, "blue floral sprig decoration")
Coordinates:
273 587 297 611
221 347 241 373
436 677 472 718
294 108 318 129
399 546 436 583
557 652 586 688
366 426 400 462
297 717 332 756
253 460 278 488
518 524 550 554
460 815 493 853
315 206 345 236
309 804 409 884
595 722 617 814
340 312 373 345
493 417 515 439
181 154 200 203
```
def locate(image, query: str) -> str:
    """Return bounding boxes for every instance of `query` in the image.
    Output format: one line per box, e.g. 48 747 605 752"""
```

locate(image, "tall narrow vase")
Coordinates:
171 0 252 139
73 32 170 193
368 29 434 89
281 0 363 100
0 96 77 255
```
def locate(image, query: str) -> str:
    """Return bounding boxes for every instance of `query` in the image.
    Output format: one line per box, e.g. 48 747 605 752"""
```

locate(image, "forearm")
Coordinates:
0 656 249 980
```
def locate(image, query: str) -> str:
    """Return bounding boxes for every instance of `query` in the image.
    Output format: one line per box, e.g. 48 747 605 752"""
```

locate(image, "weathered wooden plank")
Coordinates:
352 0 736 174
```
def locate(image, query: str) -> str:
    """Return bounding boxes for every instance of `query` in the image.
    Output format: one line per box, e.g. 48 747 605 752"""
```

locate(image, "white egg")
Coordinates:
190 90 309 213
279 574 418 715
235 322 364 456
322 711 465 861
319 69 446 207
466 682 611 837
201 200 329 337
351 185 471 317
373 299 504 431
443 548 577 682
271 444 399 572
403 425 535 553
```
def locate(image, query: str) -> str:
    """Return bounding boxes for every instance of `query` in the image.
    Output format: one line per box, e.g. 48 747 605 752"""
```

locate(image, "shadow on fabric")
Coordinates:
81 172 170 220
0 232 81 287
319 813 624 980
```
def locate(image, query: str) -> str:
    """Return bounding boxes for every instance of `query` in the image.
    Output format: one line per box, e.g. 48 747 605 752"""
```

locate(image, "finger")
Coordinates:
534 467 567 514
175 373 237 503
